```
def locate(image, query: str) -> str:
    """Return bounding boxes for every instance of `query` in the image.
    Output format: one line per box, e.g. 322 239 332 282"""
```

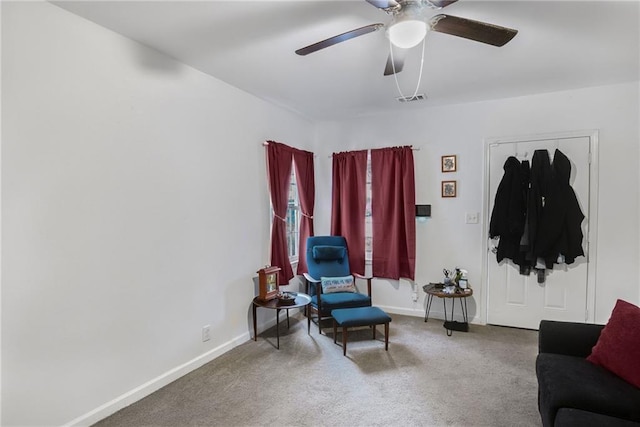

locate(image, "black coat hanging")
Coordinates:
489 149 585 277
534 149 585 268
489 156 528 268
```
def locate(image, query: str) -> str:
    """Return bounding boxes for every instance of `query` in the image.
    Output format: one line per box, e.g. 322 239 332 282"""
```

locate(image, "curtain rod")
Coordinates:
262 141 319 157
263 141 420 150
263 142 420 158
330 146 421 151
327 146 420 158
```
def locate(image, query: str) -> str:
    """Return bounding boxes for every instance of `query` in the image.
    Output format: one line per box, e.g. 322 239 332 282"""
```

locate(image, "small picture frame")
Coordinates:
442 180 457 198
441 155 457 173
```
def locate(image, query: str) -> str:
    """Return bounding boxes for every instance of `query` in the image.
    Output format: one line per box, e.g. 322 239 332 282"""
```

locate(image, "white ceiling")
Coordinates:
52 0 640 121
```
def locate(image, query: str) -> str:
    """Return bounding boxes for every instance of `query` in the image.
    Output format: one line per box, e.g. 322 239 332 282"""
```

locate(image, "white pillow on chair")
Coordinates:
321 276 356 293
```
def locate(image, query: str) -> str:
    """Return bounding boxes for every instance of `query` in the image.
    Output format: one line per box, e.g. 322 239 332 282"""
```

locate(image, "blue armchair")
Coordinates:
303 236 372 333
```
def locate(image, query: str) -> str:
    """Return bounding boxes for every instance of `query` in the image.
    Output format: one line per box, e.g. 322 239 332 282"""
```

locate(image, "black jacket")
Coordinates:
534 149 585 267
489 156 527 265
523 149 553 265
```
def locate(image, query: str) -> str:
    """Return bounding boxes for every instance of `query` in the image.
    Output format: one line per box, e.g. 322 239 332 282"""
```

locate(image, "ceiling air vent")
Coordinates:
396 94 427 103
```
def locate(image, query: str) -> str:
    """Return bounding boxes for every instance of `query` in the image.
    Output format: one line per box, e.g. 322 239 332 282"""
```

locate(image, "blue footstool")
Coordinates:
331 306 392 356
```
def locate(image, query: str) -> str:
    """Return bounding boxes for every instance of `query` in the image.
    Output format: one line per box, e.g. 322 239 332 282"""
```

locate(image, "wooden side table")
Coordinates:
252 292 311 349
423 283 473 336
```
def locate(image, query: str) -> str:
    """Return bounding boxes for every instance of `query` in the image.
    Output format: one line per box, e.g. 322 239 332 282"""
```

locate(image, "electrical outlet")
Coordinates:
465 212 479 224
202 325 211 342
412 291 418 302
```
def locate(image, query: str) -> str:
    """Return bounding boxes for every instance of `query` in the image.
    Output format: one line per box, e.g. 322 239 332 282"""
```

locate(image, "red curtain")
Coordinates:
293 149 315 274
371 146 416 280
331 150 367 276
266 141 294 285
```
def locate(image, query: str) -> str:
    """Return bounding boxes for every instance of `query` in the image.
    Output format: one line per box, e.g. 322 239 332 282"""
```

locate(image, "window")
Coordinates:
271 164 300 263
365 152 373 262
286 167 300 262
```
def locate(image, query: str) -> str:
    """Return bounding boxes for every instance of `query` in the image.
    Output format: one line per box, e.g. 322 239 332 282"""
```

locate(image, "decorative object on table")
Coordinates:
277 291 297 306
458 269 469 289
441 155 457 172
443 285 456 295
257 265 281 301
452 267 462 285
442 267 470 290
442 268 452 285
442 180 456 198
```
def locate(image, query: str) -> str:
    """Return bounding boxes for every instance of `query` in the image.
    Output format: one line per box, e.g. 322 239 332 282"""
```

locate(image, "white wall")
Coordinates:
1 2 312 426
314 82 640 325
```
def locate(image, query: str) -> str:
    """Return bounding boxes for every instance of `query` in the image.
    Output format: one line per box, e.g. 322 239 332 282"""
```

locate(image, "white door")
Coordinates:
486 134 594 329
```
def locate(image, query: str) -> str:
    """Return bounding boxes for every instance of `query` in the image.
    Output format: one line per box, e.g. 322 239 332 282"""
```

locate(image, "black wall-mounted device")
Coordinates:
416 205 431 217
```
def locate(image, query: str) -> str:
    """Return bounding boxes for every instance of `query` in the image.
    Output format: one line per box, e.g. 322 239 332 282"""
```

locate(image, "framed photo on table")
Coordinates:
442 180 457 198
441 155 457 172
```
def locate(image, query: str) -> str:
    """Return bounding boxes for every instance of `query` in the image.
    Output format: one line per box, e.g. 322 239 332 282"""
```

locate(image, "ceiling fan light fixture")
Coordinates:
388 18 427 49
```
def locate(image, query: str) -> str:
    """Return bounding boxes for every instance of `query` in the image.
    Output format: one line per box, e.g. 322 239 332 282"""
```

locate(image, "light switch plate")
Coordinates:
465 212 479 224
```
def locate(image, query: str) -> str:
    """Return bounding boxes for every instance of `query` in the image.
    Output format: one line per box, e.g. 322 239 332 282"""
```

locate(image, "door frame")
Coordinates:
480 130 600 326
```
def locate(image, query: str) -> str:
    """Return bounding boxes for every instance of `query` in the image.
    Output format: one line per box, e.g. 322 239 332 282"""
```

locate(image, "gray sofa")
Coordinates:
536 320 640 426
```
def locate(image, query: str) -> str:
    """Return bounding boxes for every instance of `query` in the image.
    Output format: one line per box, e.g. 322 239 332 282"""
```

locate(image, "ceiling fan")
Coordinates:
295 0 518 76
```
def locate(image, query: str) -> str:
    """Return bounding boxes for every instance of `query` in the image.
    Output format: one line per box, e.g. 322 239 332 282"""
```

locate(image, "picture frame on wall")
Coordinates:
442 180 457 198
441 155 457 172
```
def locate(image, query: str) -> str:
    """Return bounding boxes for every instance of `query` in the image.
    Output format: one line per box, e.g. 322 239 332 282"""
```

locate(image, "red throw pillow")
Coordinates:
587 299 640 388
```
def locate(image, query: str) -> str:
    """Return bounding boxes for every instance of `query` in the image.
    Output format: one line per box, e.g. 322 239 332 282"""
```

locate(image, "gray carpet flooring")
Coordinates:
95 314 541 427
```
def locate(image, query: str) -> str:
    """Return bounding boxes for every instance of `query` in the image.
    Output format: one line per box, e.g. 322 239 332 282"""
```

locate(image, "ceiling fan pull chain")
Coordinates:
391 35 427 100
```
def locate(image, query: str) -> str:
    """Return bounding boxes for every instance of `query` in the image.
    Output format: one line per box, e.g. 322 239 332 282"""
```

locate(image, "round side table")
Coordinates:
252 292 312 349
423 283 473 336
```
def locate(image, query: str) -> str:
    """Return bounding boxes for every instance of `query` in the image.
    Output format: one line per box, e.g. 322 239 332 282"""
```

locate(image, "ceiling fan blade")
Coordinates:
430 14 517 47
428 0 459 8
295 23 384 56
384 48 408 76
365 0 400 10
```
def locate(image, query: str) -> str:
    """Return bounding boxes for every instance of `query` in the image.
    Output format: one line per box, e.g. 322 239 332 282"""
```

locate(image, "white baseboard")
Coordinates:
65 307 306 427
378 305 424 318
64 331 250 427
378 304 483 325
